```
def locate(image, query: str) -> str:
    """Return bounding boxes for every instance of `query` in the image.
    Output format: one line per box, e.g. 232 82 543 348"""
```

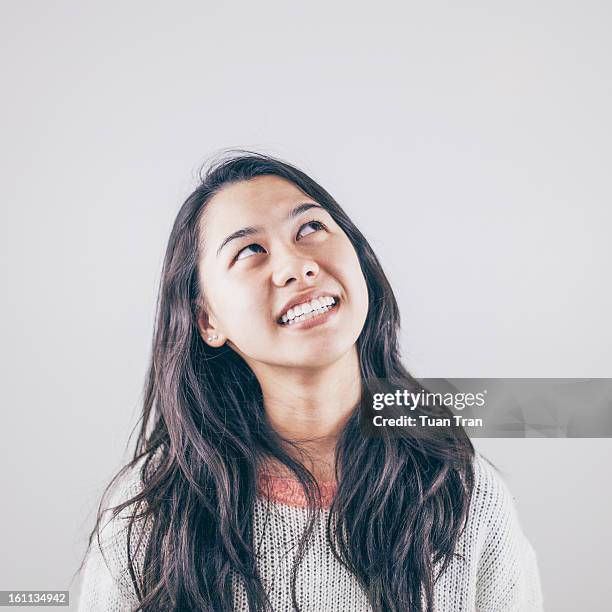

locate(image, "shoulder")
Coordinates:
78 456 153 611
98 455 153 556
466 452 544 611
466 452 530 561
469 453 518 527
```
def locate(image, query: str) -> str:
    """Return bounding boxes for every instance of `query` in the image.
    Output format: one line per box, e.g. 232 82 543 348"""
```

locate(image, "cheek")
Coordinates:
326 241 369 331
352 262 370 321
336 243 368 302
213 279 271 337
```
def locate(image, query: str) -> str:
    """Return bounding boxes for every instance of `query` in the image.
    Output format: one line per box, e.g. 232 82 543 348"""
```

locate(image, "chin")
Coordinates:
284 339 357 370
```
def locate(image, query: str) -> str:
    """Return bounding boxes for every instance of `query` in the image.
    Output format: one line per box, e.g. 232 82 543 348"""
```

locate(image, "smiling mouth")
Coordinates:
277 296 339 326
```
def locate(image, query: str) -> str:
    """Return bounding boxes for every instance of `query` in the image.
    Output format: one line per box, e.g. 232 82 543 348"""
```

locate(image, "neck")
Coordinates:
250 347 362 482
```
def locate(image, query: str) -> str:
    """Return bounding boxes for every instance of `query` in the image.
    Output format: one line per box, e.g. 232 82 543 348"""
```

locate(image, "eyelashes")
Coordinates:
234 243 266 261
233 219 327 262
297 219 326 238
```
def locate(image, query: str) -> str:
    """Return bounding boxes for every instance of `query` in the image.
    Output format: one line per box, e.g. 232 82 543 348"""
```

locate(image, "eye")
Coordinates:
234 243 266 261
297 220 327 239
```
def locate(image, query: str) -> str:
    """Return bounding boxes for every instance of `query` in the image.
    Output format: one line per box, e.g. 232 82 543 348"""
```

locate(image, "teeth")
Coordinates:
279 295 338 325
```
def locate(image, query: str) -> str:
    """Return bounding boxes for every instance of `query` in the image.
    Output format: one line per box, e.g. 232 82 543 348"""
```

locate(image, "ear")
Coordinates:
196 302 226 348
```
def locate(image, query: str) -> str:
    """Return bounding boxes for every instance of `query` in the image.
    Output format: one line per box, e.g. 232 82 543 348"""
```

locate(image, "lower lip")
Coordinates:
279 302 340 331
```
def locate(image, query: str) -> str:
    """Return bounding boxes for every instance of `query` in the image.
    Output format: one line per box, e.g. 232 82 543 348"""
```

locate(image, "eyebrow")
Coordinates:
216 202 323 257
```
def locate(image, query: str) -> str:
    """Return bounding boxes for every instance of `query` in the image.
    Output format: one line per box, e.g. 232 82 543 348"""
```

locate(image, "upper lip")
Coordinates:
276 290 339 322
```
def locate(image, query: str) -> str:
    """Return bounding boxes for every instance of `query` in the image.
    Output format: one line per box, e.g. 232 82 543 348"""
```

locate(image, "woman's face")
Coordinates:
196 175 369 370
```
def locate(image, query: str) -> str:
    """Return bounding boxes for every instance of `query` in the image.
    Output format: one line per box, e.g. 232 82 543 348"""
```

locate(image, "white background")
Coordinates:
1 1 611 609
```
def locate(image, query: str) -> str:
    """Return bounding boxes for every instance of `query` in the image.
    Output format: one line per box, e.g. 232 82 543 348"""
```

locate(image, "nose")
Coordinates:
271 251 319 287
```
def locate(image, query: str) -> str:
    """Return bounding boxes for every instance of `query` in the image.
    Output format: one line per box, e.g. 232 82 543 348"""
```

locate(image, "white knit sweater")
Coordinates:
78 453 543 611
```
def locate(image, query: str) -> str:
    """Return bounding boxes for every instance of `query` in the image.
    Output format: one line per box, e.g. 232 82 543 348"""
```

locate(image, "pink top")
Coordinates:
257 472 338 508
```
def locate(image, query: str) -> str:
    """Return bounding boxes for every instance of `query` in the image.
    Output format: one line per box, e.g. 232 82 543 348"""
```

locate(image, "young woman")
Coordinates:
78 152 543 611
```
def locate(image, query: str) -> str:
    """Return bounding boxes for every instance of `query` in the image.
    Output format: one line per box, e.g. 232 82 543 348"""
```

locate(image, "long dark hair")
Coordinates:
81 151 475 611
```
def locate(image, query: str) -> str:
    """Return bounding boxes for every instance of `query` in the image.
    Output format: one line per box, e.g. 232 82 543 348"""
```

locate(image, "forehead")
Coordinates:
199 175 309 244
213 175 305 210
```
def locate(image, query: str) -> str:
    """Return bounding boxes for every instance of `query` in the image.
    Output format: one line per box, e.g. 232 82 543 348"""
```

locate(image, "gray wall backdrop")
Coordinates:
1 2 611 610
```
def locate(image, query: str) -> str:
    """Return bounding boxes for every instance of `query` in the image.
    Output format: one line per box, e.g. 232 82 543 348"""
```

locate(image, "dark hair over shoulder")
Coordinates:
80 150 475 612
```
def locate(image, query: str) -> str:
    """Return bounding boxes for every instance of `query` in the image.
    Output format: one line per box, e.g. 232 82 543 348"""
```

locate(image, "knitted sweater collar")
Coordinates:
257 471 337 508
